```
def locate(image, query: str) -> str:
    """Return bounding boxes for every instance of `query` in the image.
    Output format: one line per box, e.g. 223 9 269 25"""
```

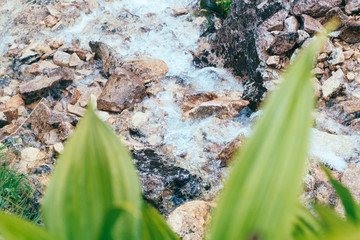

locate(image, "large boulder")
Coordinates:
211 0 288 109
291 0 342 17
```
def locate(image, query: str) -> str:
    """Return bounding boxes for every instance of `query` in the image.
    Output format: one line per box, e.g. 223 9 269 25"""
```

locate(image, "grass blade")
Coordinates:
209 35 326 239
42 105 142 240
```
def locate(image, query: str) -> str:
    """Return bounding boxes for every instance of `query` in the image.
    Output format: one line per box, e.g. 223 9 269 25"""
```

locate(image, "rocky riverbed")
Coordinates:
0 0 360 239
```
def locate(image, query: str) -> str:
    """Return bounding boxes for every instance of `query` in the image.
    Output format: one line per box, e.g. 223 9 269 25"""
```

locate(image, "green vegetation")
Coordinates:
200 0 232 18
0 23 359 240
0 145 40 223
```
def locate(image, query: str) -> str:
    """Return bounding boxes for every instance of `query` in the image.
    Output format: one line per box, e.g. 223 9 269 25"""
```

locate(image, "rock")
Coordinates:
167 201 211 240
5 95 25 109
341 100 360 114
284 16 300 32
344 50 354 60
216 133 245 167
345 0 360 14
301 15 324 35
259 9 288 31
3 108 18 123
172 6 188 16
49 37 64 49
67 104 86 117
321 7 349 27
20 147 46 174
291 0 342 17
132 149 203 214
254 28 275 62
69 53 83 67
328 48 345 66
211 0 286 109
182 92 218 112
54 142 64 154
58 122 75 141
44 129 61 145
28 102 52 141
317 53 328 62
347 72 355 81
322 70 344 100
29 61 59 75
296 30 310 45
48 111 79 126
266 55 280 67
130 111 150 129
122 57 168 82
183 98 249 120
97 69 146 113
53 51 71 67
320 39 334 54
0 113 8 128
268 32 296 55
340 22 360 44
35 42 52 57
74 82 102 107
44 15 58 28
342 163 360 203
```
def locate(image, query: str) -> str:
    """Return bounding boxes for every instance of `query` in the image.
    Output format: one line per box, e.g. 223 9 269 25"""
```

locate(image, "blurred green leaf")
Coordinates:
42 104 142 240
208 34 326 239
321 165 359 223
0 213 56 240
141 203 179 240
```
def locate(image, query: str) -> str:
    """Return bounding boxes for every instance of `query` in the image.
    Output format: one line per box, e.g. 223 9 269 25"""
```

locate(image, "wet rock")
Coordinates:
53 51 71 67
183 98 249 120
322 70 344 100
328 48 345 66
301 15 324 35
182 92 218 112
132 149 203 214
167 201 212 240
321 8 349 27
69 53 83 67
20 67 74 102
259 9 288 31
216 133 245 167
211 0 286 109
97 69 146 113
122 57 169 82
340 22 360 44
268 32 296 55
291 0 342 17
342 163 360 202
284 16 300 33
345 0 360 14
172 6 188 16
341 100 360 114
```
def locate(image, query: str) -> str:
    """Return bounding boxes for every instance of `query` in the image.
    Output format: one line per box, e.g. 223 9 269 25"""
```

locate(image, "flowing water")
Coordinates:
1 0 359 206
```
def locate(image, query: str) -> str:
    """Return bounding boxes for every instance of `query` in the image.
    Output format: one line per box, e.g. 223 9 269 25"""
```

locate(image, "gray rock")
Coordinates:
254 27 275 62
291 0 342 17
345 0 360 14
97 69 146 112
259 9 288 31
301 15 324 34
268 32 296 55
296 30 310 45
284 16 300 32
211 0 287 109
328 48 345 66
340 22 360 44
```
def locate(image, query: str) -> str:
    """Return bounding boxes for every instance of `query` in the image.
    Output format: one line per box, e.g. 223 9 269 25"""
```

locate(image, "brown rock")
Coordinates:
259 9 288 31
3 108 18 123
183 98 249 120
123 57 168 82
254 27 275 62
342 162 360 203
322 70 344 100
29 61 59 75
44 129 61 145
74 82 102 107
340 22 360 44
172 6 188 16
182 92 218 112
5 95 25 109
89 41 123 76
53 51 71 67
97 69 146 113
49 37 64 49
296 30 310 45
44 15 58 28
28 102 52 141
167 201 211 240
69 53 83 67
301 15 324 34
291 0 342 17
217 133 245 167
0 123 20 136
48 111 79 126
67 104 86 117
266 55 280 67
321 7 349 27
341 100 360 114
58 122 75 141
54 142 64 154
268 32 296 55
284 16 300 32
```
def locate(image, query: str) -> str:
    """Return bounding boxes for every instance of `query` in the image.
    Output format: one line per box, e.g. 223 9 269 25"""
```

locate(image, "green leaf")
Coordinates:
208 35 326 239
141 203 179 240
320 164 359 223
0 213 56 240
42 104 142 240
